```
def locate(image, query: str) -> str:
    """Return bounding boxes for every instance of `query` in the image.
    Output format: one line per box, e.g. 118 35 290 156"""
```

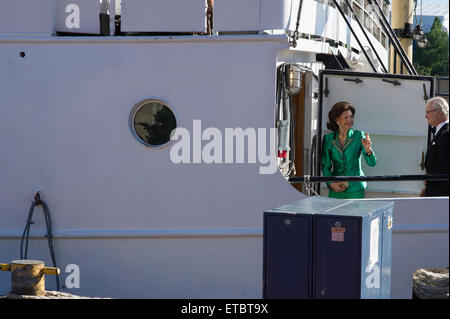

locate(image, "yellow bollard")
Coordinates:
42 267 60 276
0 260 60 296
0 263 11 271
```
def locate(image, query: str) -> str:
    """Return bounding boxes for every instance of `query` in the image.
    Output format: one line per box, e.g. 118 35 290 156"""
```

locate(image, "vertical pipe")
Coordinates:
109 0 116 36
393 51 397 73
390 0 414 74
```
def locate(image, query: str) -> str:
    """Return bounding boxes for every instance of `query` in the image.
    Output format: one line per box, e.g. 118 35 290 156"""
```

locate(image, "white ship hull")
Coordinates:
0 0 448 299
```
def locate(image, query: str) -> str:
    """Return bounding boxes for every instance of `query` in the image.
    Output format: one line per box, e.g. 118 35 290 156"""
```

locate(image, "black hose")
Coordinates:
20 194 60 291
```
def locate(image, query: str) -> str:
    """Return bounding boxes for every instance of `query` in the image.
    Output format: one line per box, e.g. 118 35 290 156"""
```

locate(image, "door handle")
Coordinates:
382 79 401 86
343 78 363 84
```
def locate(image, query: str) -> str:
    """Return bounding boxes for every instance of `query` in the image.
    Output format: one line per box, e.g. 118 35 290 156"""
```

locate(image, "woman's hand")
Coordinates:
362 132 373 155
330 182 348 193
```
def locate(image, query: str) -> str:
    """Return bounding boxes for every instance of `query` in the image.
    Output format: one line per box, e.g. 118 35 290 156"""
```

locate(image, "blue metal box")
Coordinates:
263 197 394 299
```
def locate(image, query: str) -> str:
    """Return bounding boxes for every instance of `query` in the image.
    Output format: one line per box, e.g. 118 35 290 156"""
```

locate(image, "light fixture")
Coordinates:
394 23 428 48
414 0 428 48
417 36 428 48
412 24 428 48
394 22 428 46
412 24 424 41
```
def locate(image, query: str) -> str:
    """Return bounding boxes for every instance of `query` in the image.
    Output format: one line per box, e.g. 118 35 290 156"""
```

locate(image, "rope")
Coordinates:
20 193 60 291
413 268 449 299
304 175 320 197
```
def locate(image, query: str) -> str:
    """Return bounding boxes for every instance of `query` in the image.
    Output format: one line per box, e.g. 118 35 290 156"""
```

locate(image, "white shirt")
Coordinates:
434 120 449 136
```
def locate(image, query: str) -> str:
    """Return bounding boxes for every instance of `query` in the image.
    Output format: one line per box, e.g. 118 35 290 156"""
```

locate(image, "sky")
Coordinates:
421 0 447 4
419 0 449 32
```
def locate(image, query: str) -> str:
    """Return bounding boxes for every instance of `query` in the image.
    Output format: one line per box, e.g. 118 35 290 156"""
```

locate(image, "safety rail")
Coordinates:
288 174 448 183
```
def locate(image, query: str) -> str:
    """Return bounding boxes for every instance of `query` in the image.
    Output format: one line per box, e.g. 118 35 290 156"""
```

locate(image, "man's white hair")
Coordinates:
427 96 449 117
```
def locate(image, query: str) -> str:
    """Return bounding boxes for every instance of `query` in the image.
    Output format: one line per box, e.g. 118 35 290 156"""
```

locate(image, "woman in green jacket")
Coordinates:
321 101 377 199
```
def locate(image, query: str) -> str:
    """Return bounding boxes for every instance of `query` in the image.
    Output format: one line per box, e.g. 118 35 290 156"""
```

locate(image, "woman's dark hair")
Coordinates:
327 101 356 132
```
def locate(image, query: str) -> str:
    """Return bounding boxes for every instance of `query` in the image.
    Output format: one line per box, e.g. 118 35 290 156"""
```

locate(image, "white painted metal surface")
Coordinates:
121 0 206 33
0 35 303 297
214 0 263 32
214 0 293 32
0 0 56 36
0 0 388 66
0 1 447 300
214 0 388 66
0 195 447 298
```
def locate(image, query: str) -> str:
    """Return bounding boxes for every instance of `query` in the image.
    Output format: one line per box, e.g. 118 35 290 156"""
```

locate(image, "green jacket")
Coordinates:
321 129 377 196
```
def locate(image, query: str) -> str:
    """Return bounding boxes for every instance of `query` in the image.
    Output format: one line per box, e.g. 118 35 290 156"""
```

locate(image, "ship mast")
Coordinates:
390 0 415 74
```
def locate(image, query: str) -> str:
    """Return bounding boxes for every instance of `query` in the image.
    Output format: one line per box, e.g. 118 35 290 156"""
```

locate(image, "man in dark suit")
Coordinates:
420 97 449 197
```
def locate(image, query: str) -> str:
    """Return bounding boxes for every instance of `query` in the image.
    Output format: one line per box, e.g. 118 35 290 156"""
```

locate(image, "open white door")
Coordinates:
318 70 434 196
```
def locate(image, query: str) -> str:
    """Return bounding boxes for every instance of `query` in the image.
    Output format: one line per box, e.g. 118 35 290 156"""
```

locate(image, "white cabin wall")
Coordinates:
0 36 302 230
120 0 207 33
213 0 388 69
0 36 306 297
0 0 389 70
295 0 388 70
0 0 56 36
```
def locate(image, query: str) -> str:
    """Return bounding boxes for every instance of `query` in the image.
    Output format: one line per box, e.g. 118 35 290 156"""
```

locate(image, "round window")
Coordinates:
130 99 177 148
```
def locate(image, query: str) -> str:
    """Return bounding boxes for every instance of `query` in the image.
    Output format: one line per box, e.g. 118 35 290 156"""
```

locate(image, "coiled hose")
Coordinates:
20 193 60 291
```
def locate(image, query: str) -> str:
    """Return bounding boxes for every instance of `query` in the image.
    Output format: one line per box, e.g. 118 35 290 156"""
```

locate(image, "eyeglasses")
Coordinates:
425 108 438 114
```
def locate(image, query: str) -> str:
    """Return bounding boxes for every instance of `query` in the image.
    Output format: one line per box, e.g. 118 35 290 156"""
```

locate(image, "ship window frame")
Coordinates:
352 3 363 21
381 31 388 49
372 22 381 41
364 11 372 32
129 98 178 149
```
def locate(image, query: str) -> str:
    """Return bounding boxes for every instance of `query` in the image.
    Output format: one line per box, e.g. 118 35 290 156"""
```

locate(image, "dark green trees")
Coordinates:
413 17 449 77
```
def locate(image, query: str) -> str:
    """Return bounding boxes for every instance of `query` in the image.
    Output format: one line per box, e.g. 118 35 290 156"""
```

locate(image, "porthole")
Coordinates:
129 98 177 148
